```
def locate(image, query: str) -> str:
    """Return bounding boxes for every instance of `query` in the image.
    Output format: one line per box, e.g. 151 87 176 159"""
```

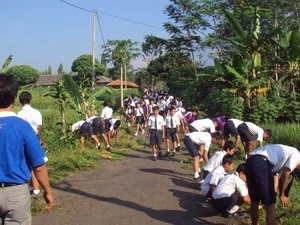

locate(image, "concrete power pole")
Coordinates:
92 10 96 92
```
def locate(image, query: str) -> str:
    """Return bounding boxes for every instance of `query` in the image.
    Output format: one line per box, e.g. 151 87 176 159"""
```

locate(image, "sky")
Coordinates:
0 0 170 73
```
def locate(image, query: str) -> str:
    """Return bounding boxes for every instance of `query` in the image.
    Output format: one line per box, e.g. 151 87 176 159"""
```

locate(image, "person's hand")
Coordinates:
43 192 55 211
280 195 291 207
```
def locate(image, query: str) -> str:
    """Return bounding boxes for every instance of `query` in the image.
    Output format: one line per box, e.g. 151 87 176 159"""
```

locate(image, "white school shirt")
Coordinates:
165 114 180 128
186 132 212 151
109 119 121 130
86 116 98 124
135 107 144 116
244 122 264 142
148 115 165 130
204 150 227 172
201 165 226 196
17 105 42 134
190 118 216 133
229 119 244 128
157 100 167 111
148 104 157 114
101 106 113 119
250 144 300 173
212 173 248 199
71 120 85 132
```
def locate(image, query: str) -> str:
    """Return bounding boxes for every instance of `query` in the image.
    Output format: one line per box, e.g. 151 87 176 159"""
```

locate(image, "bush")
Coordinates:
7 65 40 85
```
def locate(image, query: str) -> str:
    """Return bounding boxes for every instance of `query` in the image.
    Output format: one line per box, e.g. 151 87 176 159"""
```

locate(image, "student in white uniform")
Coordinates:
147 106 165 161
164 106 181 157
222 118 244 148
237 121 272 157
189 118 217 133
201 154 235 198
211 163 251 218
245 144 300 225
183 131 222 184
17 91 43 197
100 101 113 132
202 140 235 180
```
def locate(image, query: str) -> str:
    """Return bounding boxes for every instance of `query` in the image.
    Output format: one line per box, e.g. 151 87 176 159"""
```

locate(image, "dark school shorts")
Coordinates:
237 123 254 142
183 136 200 158
245 155 276 205
223 120 239 139
149 129 162 146
104 118 112 131
211 191 243 214
136 116 143 125
165 128 177 142
80 122 93 137
92 117 106 134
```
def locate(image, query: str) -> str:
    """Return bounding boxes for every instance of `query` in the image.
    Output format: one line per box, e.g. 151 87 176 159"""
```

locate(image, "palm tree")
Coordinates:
101 39 140 107
0 55 13 73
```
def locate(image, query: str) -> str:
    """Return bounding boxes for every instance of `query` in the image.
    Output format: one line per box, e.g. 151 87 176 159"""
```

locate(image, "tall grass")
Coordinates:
266 123 300 149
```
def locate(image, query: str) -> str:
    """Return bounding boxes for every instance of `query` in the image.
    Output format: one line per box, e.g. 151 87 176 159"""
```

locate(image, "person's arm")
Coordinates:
279 167 292 207
242 195 251 205
37 125 43 145
33 164 54 210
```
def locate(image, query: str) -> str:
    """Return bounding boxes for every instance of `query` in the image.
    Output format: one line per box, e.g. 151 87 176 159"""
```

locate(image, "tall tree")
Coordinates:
101 39 140 107
57 63 64 75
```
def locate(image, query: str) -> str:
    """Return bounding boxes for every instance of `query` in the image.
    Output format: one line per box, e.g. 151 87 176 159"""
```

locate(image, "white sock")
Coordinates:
194 172 199 178
153 154 157 157
33 189 40 195
167 149 170 152
177 143 180 147
197 168 201 173
107 145 110 148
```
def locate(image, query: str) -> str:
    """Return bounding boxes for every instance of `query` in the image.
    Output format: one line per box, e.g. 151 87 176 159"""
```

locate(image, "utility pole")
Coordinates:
92 10 96 92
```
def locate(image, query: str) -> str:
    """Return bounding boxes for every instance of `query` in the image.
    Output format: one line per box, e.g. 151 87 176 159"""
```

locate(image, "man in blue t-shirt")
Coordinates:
0 74 54 224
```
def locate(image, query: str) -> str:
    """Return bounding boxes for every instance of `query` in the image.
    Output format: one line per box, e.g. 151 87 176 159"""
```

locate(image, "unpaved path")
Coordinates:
33 149 245 225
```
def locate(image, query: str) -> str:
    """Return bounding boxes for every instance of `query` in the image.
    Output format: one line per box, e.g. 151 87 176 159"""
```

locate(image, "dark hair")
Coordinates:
19 91 32 105
113 120 121 130
211 131 222 139
103 101 109 107
223 140 235 151
170 100 177 106
236 163 246 173
264 129 272 138
152 106 159 111
0 74 19 108
169 106 176 111
222 154 235 165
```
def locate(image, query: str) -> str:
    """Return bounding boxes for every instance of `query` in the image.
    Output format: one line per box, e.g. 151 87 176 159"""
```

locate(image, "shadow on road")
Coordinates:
54 181 228 225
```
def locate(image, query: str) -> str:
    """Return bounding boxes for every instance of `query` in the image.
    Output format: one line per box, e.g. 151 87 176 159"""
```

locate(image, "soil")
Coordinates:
32 148 247 225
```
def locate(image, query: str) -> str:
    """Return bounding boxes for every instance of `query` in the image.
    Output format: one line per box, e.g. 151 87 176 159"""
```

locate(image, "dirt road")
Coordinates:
33 149 244 225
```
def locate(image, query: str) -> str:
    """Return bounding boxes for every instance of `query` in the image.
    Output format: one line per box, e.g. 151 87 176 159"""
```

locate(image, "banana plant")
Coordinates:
277 30 300 92
212 8 269 113
0 55 13 73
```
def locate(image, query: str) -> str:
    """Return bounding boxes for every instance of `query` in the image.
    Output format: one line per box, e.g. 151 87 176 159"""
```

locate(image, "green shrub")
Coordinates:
7 65 40 85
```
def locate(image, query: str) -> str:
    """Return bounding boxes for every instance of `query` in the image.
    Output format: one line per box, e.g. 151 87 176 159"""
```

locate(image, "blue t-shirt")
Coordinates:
0 112 47 184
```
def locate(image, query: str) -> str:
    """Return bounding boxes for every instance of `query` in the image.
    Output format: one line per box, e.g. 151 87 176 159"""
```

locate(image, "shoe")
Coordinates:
97 144 102 150
152 156 157 161
221 212 247 219
142 130 145 134
164 151 170 157
158 151 163 159
194 176 202 184
134 132 138 136
176 146 181 152
107 146 111 151
171 151 175 156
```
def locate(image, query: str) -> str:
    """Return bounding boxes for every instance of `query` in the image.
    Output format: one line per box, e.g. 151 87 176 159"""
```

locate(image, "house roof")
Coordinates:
35 75 63 86
96 75 112 84
106 79 139 88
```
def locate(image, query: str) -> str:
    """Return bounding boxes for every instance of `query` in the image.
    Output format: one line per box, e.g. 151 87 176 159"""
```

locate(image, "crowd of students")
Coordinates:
71 101 121 151
125 89 300 224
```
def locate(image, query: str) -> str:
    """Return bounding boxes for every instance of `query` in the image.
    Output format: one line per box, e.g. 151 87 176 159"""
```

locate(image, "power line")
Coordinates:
58 0 93 13
98 11 164 30
96 12 106 46
58 0 164 30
